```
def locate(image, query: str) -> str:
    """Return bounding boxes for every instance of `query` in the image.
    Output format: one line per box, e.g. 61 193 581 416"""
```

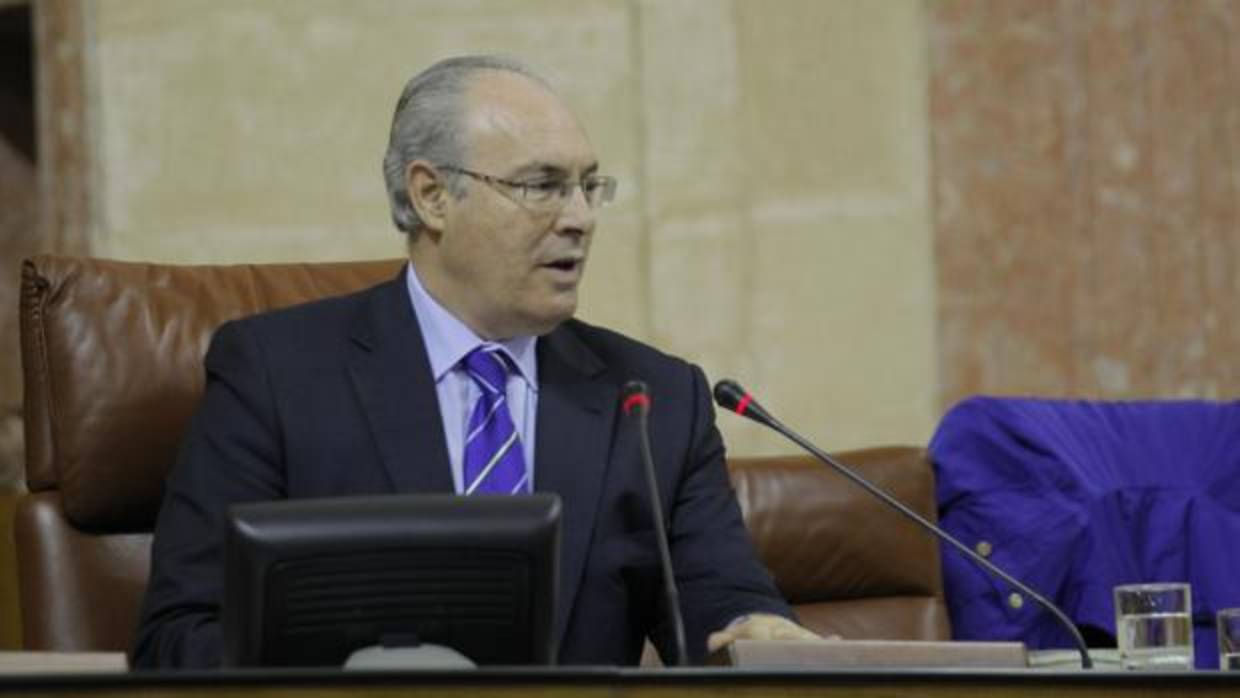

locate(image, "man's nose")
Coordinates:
555 184 595 235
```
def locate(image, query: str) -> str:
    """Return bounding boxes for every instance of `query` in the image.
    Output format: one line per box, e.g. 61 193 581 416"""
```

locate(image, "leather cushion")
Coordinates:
728 448 944 602
20 256 402 531
794 596 950 641
14 491 152 651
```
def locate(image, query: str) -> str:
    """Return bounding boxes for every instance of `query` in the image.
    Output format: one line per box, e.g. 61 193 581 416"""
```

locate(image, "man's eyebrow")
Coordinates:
508 161 600 179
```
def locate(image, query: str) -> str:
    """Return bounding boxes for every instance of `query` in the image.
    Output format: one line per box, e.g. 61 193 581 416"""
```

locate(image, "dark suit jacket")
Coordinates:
131 274 791 668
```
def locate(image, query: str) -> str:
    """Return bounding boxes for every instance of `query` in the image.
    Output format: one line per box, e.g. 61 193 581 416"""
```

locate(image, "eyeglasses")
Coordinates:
440 166 617 212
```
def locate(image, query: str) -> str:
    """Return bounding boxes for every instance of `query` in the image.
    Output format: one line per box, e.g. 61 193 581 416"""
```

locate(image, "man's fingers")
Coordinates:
707 613 824 653
706 628 736 653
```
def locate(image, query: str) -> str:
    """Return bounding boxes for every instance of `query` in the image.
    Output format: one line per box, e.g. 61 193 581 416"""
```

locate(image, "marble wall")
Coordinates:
930 0 1240 407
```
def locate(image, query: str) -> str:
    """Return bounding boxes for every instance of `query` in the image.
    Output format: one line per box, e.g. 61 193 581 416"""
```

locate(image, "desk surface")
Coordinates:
1 667 1238 698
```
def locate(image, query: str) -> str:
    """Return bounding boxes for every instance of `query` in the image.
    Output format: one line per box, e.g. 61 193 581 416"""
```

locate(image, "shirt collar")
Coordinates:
404 262 538 389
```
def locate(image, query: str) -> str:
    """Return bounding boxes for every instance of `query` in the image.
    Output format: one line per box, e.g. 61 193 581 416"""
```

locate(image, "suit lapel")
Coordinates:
348 282 616 646
346 273 454 494
534 323 616 649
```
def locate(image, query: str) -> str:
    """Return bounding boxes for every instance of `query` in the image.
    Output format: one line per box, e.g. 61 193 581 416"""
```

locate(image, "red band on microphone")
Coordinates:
622 393 650 415
735 394 753 416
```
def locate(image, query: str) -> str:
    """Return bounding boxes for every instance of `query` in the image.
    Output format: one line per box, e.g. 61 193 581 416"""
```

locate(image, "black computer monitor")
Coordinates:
222 493 561 667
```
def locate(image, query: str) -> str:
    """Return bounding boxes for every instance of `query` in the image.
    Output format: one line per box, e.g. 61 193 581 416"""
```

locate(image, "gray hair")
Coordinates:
382 55 550 236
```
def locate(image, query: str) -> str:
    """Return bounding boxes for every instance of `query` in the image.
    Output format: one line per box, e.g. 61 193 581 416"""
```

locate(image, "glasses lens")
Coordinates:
502 174 618 211
520 180 563 205
583 176 616 208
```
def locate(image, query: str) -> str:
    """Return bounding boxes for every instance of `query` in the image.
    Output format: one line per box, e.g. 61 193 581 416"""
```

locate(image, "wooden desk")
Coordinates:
0 667 1237 698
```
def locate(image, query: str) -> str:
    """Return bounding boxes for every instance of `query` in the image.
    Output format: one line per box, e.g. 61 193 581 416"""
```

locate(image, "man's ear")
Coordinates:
406 160 449 234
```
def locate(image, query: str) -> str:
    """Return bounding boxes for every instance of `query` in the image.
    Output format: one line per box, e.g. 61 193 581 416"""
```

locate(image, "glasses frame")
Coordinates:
439 165 616 212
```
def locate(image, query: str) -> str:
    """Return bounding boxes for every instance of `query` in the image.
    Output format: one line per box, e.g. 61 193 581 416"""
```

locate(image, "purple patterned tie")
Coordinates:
461 345 530 495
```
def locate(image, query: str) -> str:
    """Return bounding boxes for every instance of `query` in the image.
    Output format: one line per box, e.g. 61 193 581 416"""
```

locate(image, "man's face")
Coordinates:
416 71 599 340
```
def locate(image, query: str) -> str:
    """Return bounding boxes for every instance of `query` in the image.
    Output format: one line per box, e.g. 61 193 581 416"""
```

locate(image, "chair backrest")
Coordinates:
15 254 949 652
16 255 402 650
729 449 949 641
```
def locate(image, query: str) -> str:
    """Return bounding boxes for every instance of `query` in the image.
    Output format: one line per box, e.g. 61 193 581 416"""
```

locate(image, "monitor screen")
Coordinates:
222 493 561 668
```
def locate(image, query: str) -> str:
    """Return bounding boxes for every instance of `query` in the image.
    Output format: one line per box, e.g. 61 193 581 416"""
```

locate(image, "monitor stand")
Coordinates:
343 644 477 670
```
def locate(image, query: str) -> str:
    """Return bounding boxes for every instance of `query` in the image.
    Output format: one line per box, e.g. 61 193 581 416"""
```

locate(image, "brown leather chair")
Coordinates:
729 449 949 641
16 255 402 651
14 254 948 655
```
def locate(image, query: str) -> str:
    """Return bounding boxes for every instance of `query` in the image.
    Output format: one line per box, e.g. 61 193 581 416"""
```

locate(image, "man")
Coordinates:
132 55 815 668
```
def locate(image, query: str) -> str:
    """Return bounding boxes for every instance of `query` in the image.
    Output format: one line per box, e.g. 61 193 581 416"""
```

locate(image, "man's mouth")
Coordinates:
541 256 584 274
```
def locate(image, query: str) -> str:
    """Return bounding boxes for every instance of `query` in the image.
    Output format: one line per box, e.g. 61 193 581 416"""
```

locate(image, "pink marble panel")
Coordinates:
931 0 1240 408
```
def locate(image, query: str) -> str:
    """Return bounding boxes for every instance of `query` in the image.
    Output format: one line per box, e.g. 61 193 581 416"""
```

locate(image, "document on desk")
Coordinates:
709 639 1029 669
1025 648 1121 669
0 651 128 674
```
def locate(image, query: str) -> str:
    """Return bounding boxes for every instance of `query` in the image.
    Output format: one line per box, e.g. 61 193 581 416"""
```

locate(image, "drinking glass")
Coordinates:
1114 582 1194 670
1218 608 1240 670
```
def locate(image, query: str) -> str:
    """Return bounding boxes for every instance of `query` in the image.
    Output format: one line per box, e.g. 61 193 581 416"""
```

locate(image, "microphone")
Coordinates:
621 380 689 666
712 379 1094 669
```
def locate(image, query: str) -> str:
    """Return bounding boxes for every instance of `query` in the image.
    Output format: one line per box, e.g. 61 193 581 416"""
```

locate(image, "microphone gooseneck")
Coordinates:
712 379 1094 670
621 380 689 666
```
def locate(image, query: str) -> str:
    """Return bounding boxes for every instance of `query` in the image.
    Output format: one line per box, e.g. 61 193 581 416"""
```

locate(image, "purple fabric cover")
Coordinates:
929 397 1240 669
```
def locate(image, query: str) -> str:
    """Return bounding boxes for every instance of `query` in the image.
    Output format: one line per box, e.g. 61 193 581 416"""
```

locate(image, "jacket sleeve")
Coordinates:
653 363 794 663
130 319 287 669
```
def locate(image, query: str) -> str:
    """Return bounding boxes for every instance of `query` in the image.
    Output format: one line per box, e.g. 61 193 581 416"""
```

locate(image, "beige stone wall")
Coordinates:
88 0 937 455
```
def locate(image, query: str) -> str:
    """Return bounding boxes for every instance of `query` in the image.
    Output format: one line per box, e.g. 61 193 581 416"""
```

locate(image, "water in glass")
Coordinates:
1117 611 1193 670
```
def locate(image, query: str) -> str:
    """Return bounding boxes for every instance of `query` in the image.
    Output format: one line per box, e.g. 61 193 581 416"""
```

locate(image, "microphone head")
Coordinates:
621 380 650 416
712 379 774 427
712 379 747 412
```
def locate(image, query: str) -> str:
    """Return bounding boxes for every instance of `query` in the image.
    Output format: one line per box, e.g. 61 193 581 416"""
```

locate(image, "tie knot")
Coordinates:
462 345 511 395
